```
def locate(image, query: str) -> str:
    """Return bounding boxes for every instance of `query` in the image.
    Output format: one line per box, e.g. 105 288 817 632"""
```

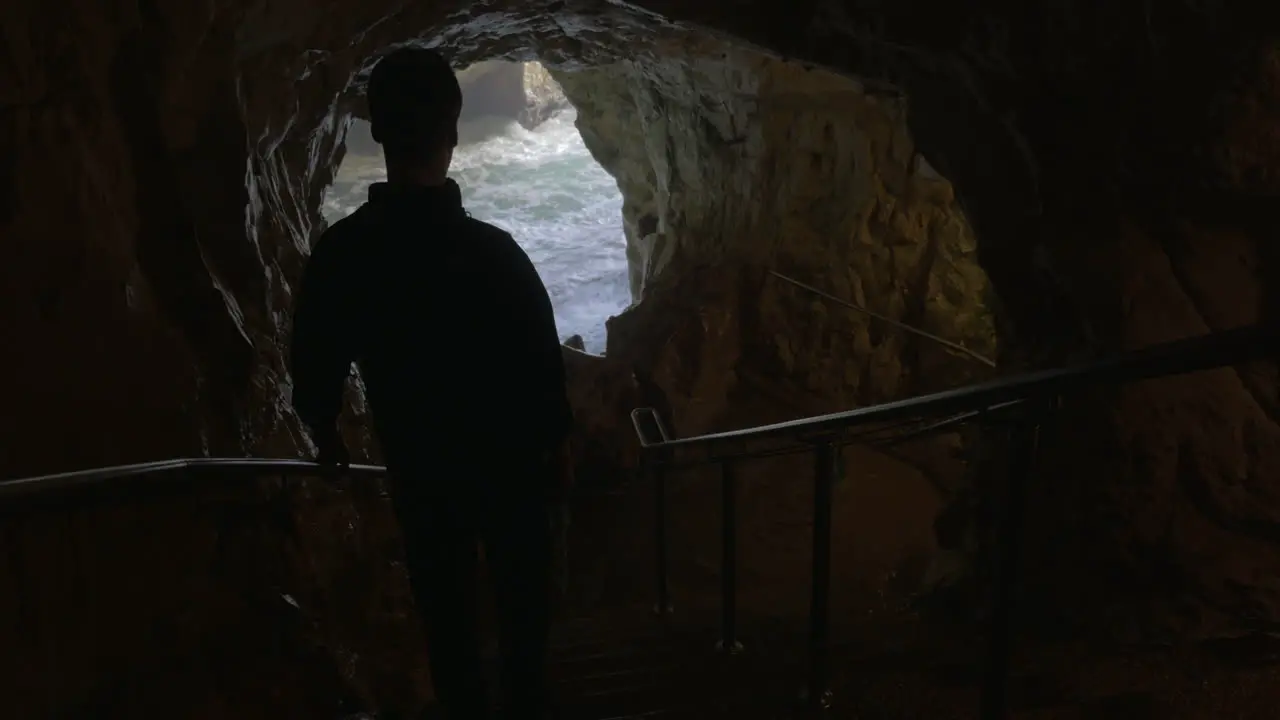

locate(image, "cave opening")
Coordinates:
316 37 1007 685
321 61 631 354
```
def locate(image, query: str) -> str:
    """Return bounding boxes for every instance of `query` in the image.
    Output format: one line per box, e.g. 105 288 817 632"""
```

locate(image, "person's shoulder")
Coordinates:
459 216 529 263
310 204 382 262
320 203 381 244
459 216 517 246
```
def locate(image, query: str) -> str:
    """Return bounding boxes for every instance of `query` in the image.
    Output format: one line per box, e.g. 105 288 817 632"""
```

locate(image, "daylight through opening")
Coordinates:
322 61 630 354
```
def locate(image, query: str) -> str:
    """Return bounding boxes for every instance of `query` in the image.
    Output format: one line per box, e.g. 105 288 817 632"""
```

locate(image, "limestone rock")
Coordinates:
556 48 998 419
455 60 567 131
518 62 570 130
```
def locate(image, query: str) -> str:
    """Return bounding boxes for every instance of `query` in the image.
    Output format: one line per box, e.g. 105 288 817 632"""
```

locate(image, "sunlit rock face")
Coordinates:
517 61 569 129
454 60 568 132
1 0 1276 656
551 47 996 540
556 49 997 403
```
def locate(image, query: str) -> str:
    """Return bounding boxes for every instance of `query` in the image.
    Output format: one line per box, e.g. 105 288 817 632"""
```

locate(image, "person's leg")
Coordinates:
482 484 554 719
395 495 489 720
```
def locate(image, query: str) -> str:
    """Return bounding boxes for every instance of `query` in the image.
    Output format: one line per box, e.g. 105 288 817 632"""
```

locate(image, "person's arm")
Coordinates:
289 232 356 459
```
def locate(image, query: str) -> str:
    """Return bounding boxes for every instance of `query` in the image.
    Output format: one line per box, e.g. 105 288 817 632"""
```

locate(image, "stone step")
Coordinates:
543 611 808 719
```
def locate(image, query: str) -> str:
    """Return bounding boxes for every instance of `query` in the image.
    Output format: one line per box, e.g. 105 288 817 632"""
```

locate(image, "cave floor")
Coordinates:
518 601 1280 720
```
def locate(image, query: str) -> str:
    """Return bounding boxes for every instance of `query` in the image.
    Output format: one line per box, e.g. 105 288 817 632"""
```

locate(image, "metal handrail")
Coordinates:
768 270 997 368
630 321 1279 717
0 458 388 501
633 321 1278 452
633 400 1028 469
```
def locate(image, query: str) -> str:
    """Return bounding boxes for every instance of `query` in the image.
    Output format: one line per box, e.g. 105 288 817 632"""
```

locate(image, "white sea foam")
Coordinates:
322 110 629 353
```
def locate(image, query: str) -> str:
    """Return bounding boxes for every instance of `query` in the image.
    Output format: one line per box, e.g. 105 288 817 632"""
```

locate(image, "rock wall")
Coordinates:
518 61 570 129
455 60 567 129
547 49 999 624
553 46 996 447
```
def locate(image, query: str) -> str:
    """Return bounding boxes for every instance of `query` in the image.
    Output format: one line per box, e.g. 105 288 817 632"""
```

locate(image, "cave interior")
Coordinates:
2 0 1279 717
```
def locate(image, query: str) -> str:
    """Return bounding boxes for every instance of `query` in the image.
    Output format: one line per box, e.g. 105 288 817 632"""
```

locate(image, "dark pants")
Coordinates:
391 472 553 720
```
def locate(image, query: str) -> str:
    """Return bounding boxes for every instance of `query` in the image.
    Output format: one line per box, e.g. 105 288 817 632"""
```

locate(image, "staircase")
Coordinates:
353 605 818 720
543 608 806 719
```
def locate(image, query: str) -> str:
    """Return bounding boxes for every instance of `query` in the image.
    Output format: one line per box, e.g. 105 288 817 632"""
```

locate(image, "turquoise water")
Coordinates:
322 111 629 353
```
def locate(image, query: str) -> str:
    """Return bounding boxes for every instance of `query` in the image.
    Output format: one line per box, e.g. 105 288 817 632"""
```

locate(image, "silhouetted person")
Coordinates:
290 47 574 720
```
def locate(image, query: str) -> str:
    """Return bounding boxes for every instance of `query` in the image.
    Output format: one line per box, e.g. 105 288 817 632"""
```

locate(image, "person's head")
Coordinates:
366 47 462 182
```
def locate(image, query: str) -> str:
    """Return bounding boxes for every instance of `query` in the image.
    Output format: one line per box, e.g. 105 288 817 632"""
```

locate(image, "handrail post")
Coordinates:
651 453 673 616
804 439 837 712
979 403 1045 720
717 459 743 654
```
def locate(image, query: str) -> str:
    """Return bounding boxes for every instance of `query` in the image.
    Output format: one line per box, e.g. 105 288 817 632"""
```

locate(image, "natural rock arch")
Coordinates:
3 0 1278 650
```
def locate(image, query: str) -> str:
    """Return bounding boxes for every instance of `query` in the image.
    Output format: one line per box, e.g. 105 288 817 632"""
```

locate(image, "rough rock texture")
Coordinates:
455 60 568 130
518 61 570 129
554 51 996 399
2 0 1277 690
551 49 995 537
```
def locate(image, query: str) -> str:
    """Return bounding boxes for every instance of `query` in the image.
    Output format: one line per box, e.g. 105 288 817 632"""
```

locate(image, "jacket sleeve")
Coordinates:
289 232 356 433
500 236 575 449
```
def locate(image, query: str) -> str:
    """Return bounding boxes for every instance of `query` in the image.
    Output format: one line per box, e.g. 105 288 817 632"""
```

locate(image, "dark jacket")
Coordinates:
289 179 573 474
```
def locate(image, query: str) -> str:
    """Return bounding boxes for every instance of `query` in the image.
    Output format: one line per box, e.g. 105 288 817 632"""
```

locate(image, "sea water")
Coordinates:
321 110 630 354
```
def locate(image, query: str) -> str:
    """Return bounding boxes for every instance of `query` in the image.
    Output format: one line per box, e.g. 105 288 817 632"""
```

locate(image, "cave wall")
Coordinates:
516 61 570 129
548 46 999 616
557 47 996 407
452 60 568 131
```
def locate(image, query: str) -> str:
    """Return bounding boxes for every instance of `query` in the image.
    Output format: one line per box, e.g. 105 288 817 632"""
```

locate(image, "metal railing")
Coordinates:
630 322 1279 717
0 457 388 510
0 458 393 718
